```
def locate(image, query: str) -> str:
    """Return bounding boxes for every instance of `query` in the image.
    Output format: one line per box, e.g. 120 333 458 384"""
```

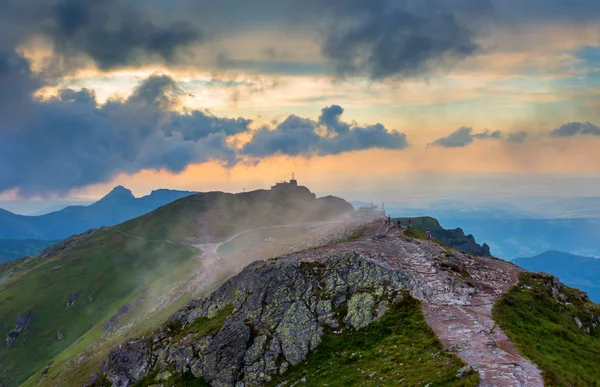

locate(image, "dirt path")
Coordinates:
115 220 543 385
114 221 344 255
291 222 544 387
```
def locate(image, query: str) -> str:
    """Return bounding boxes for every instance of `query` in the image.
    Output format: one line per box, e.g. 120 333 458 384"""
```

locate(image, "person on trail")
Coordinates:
388 215 392 225
408 218 412 227
426 228 431 250
397 220 401 227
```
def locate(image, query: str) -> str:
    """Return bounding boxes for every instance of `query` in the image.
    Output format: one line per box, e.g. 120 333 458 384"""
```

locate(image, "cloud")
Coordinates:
320 1 483 79
0 0 202 74
50 0 202 70
430 127 476 148
473 129 502 140
0 52 251 197
507 131 529 143
429 127 519 147
0 52 411 196
242 104 409 157
2 0 600 80
549 122 600 137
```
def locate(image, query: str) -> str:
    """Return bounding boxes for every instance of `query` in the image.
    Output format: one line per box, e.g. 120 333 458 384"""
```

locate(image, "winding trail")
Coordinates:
291 221 544 387
113 221 343 255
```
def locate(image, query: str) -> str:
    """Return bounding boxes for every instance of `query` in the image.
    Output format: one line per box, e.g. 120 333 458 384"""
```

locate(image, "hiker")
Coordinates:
426 228 431 250
397 220 401 227
388 215 392 225
408 218 412 227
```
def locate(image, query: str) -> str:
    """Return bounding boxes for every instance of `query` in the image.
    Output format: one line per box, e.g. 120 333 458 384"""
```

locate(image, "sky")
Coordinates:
0 0 599 203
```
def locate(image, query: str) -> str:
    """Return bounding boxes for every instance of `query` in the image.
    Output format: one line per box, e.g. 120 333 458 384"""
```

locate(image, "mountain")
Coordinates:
3 186 599 386
0 187 354 386
0 239 61 263
513 250 600 302
0 186 197 241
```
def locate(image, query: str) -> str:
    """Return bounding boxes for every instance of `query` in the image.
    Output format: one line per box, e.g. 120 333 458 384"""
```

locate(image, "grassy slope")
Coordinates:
493 272 600 386
0 230 197 386
7 189 351 386
269 295 479 387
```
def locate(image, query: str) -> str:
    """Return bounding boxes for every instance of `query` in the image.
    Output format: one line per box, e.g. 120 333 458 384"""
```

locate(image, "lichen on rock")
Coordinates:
92 251 411 386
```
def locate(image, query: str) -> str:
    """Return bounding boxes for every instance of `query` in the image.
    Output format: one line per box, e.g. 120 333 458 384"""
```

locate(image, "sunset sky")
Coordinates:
1 0 599 202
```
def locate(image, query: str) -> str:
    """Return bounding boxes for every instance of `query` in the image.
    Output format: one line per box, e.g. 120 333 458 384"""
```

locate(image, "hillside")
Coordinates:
494 272 600 385
0 187 196 241
514 250 600 302
0 187 353 386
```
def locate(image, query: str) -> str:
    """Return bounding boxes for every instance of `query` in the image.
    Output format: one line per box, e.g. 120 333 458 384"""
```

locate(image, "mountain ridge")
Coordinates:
0 187 355 386
0 187 197 241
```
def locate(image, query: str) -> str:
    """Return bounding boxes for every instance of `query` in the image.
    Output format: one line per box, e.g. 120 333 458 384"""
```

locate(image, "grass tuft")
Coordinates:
171 305 234 342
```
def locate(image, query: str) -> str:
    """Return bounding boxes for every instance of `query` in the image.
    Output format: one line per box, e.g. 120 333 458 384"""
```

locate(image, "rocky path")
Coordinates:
293 222 544 387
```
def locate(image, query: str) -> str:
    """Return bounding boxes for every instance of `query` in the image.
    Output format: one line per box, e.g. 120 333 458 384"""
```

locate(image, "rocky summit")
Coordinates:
90 221 549 386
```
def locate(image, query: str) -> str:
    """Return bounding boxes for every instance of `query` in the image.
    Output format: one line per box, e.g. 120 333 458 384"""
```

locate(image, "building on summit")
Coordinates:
271 173 299 191
356 203 385 220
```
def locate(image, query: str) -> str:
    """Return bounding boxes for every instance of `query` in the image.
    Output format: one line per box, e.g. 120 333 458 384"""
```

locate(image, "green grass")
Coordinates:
493 272 600 386
0 230 197 386
169 305 234 342
268 294 479 386
135 370 209 387
404 226 428 240
394 217 443 232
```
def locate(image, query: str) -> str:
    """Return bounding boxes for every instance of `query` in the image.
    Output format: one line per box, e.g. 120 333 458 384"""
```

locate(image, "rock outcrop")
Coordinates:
95 252 411 386
431 227 491 256
5 311 33 348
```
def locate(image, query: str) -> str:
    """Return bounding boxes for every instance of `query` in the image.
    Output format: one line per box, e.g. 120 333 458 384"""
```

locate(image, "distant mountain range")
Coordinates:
0 186 197 240
514 250 600 302
0 239 61 263
439 218 600 258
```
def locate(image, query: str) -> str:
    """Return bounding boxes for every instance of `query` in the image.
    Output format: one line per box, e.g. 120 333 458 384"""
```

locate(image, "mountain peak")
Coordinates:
101 186 135 201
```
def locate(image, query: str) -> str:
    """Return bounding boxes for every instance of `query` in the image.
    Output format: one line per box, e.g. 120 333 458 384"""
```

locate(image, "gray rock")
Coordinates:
92 252 411 387
456 365 475 378
5 311 33 348
66 293 78 307
203 319 250 385
345 293 376 329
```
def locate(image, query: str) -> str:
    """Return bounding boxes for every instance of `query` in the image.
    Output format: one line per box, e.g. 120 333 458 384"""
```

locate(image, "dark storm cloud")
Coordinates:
1 0 599 79
0 0 202 72
0 53 251 197
48 0 202 70
430 127 506 148
323 11 478 79
549 122 600 137
242 105 409 157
